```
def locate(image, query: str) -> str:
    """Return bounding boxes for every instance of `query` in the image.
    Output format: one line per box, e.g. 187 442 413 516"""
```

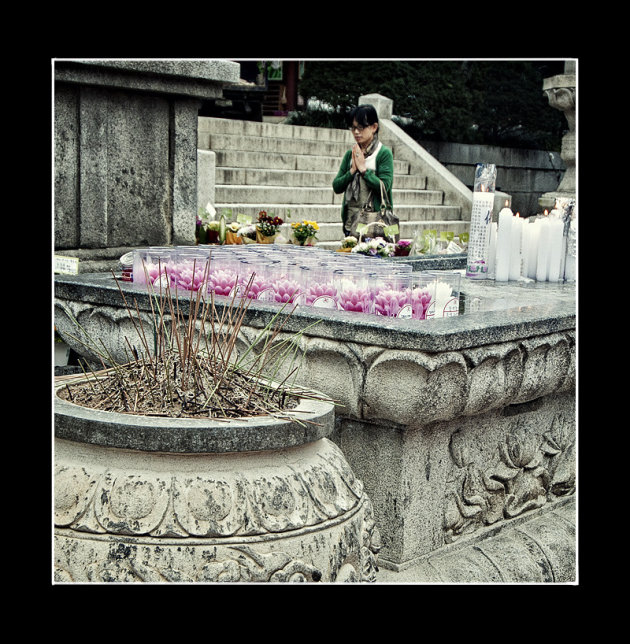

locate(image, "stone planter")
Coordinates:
54 380 380 583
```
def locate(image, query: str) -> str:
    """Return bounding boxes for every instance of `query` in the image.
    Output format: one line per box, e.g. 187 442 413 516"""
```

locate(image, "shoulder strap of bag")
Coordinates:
379 180 392 209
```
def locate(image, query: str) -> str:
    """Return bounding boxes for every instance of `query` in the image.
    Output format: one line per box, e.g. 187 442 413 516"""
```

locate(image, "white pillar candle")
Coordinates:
528 218 540 279
509 214 523 280
535 216 550 281
547 216 564 282
521 218 530 278
487 221 497 278
495 204 513 282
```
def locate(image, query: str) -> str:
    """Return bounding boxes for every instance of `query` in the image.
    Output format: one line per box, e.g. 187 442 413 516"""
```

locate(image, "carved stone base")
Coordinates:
334 390 575 571
54 436 379 583
54 382 380 583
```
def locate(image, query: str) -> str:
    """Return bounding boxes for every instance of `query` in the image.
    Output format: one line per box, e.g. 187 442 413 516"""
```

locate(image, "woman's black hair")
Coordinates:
347 104 379 128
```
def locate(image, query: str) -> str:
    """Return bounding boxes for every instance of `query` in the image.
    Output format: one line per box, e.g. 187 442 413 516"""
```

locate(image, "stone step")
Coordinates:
214 149 411 174
216 167 428 190
208 132 351 159
200 116 468 247
308 220 470 243
213 203 461 225
215 184 444 207
200 116 353 144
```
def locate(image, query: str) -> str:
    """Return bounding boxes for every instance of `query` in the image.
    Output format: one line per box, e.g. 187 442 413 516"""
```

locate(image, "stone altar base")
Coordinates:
335 390 575 579
55 271 576 582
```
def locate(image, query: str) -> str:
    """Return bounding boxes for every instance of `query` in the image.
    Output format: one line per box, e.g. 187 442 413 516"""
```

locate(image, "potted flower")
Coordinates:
256 210 283 244
352 237 395 258
196 203 221 244
290 220 319 246
337 236 358 253
225 221 243 245
239 224 258 244
394 240 412 257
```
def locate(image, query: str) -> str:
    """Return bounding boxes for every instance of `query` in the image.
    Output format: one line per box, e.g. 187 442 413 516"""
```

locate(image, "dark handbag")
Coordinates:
349 180 400 243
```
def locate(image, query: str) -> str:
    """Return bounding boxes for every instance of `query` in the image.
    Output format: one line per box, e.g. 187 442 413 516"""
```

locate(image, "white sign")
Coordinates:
54 255 80 275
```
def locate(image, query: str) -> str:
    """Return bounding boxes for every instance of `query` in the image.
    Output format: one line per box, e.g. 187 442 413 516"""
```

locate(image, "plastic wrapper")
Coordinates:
466 164 496 280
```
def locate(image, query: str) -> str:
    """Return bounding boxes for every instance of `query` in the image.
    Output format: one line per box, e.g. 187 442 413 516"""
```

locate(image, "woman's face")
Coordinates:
351 120 378 147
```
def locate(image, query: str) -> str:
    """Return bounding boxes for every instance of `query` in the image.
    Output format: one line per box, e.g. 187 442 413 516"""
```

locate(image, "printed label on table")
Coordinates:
54 255 80 275
442 297 459 317
397 305 413 319
312 295 337 309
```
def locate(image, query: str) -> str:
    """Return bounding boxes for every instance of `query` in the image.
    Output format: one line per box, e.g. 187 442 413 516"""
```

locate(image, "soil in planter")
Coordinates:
57 354 302 420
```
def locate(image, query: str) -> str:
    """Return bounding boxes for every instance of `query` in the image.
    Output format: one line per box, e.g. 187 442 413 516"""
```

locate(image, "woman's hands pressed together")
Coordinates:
351 143 367 175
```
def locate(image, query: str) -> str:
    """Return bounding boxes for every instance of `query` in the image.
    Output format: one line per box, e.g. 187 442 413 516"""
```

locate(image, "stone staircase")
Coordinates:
198 117 469 248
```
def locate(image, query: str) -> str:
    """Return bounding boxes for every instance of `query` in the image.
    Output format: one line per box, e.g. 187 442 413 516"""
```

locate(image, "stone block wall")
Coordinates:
419 140 566 216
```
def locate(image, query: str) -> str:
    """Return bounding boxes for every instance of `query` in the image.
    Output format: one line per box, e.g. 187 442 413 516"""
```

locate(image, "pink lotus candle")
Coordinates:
337 285 373 313
272 278 302 304
172 264 208 292
411 287 433 320
335 270 373 314
133 249 175 287
208 268 238 296
304 282 337 308
373 288 411 317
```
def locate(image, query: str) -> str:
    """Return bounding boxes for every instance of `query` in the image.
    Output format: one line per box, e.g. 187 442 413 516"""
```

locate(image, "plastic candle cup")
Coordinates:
172 249 210 292
373 286 411 317
301 264 337 309
270 263 302 305
406 272 436 320
335 269 373 315
428 271 461 317
133 248 173 288
240 258 272 299
208 265 238 296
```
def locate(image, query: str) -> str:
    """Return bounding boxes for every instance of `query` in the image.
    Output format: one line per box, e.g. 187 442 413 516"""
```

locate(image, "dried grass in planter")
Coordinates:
56 267 327 422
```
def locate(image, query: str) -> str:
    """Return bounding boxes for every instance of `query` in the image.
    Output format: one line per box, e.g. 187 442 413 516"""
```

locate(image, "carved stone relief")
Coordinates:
444 410 575 544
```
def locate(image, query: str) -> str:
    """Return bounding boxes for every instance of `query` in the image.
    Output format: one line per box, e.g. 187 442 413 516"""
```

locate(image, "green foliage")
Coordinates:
291 60 567 150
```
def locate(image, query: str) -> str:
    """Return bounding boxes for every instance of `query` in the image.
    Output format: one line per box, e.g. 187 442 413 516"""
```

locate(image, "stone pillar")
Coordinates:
539 61 576 210
359 93 393 120
197 149 216 214
54 60 240 271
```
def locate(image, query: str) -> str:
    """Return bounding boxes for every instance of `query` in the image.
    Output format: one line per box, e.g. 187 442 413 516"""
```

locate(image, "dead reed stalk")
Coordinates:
56 263 329 421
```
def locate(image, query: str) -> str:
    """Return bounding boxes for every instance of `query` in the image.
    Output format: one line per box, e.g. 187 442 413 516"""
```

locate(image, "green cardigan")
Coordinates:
332 144 394 230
